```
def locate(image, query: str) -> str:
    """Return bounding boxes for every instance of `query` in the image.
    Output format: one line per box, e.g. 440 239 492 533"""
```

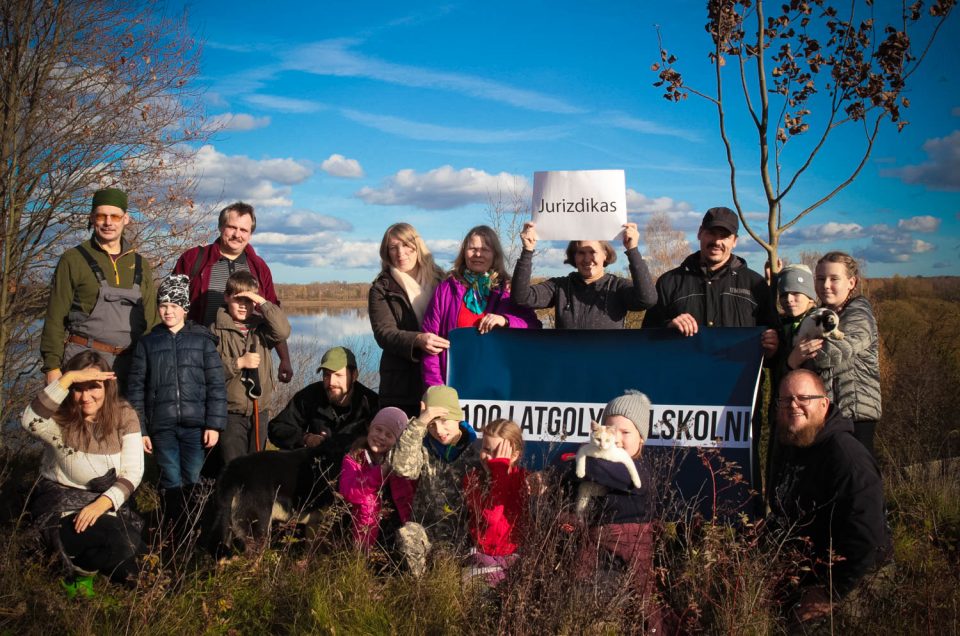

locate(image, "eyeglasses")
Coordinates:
776 394 826 407
93 213 125 223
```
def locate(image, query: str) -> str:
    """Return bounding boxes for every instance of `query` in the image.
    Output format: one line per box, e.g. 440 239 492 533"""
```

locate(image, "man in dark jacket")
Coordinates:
641 207 778 350
770 369 891 623
268 346 379 470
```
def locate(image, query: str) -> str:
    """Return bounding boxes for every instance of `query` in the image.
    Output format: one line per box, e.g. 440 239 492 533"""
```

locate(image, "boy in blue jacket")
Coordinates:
128 274 227 492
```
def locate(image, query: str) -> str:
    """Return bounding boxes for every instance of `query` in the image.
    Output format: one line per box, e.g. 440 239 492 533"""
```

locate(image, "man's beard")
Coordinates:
778 419 824 448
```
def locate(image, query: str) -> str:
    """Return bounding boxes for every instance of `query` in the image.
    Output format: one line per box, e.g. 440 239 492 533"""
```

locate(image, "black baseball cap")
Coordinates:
701 207 739 235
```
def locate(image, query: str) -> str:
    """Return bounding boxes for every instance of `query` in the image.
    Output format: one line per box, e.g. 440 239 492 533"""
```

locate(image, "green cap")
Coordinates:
422 385 464 421
317 346 356 373
91 188 128 213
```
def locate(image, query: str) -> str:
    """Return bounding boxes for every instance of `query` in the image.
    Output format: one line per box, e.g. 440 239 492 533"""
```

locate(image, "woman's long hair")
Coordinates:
53 351 128 448
378 222 444 282
452 225 509 286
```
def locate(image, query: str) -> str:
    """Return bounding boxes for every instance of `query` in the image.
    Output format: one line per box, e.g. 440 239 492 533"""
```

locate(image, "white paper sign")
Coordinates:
530 169 627 241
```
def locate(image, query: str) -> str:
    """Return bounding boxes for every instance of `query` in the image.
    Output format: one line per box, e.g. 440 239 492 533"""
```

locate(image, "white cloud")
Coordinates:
897 215 941 232
262 237 382 269
357 165 529 210
244 94 326 113
341 109 569 143
257 211 352 234
856 224 937 263
190 144 312 207
782 222 865 244
320 154 365 178
886 130 960 191
206 112 271 132
599 111 700 142
625 189 701 231
283 39 584 114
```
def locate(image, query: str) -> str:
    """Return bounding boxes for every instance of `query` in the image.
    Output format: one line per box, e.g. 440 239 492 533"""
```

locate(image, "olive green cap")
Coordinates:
422 385 464 422
91 188 128 213
317 346 357 372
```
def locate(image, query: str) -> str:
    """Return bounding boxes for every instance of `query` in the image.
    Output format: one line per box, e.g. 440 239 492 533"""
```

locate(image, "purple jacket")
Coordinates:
421 276 541 386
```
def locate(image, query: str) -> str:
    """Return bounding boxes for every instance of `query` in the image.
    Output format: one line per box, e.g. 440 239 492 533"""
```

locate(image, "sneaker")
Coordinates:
61 574 96 600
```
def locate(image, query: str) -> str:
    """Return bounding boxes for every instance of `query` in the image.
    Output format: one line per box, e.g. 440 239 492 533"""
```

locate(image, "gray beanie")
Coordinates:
778 264 816 300
603 390 652 440
157 274 191 311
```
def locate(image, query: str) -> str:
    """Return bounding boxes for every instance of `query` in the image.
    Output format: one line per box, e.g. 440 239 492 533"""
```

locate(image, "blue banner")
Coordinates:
447 327 765 516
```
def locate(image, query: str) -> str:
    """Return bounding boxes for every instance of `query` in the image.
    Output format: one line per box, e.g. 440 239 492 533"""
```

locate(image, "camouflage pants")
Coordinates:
397 522 432 578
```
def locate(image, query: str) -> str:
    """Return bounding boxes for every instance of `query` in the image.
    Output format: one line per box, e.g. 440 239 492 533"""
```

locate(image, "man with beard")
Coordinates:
770 369 890 623
642 207 778 342
268 347 379 470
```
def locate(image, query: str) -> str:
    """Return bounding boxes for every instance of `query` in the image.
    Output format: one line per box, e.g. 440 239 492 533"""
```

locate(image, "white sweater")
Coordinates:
22 381 144 511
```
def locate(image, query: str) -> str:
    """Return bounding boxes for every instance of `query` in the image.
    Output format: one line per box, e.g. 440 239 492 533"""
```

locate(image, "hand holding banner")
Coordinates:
531 169 628 241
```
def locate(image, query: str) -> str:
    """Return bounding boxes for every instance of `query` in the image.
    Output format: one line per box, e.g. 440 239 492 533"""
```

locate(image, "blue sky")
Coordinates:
178 1 960 283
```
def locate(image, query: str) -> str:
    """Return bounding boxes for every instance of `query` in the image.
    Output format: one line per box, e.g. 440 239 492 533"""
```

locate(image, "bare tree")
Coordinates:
0 0 210 428
643 211 692 279
485 178 531 273
652 0 954 273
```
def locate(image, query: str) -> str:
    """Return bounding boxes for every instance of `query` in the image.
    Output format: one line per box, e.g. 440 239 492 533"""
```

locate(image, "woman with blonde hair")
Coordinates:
421 225 541 386
368 222 447 415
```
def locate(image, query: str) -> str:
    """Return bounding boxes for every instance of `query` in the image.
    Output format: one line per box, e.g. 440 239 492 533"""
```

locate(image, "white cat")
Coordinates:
574 421 642 516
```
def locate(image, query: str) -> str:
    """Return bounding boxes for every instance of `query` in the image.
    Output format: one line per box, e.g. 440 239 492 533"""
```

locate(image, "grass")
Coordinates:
0 436 957 635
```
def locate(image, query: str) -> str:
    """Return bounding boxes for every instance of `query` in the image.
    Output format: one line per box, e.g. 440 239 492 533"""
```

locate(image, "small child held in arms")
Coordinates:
209 270 290 466
128 275 227 520
339 407 416 551
391 385 481 576
567 390 660 630
462 418 529 586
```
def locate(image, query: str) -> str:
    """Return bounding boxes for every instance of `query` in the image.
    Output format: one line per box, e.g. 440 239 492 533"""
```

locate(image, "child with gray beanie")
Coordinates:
766 264 820 502
566 389 662 631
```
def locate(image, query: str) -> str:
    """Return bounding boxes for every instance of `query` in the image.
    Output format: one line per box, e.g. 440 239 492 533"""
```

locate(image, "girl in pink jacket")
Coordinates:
339 407 416 550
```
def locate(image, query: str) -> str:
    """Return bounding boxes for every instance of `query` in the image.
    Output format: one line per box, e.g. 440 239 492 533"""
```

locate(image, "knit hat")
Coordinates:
370 407 409 440
157 274 191 310
701 206 739 235
317 346 357 372
778 264 816 300
422 385 464 422
603 390 653 440
91 188 128 213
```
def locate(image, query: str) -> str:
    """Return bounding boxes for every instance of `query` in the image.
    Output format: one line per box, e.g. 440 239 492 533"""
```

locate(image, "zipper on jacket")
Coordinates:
172 330 182 423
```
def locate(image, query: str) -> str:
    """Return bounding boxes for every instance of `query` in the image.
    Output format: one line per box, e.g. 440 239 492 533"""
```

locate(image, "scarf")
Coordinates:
390 266 436 326
462 271 492 315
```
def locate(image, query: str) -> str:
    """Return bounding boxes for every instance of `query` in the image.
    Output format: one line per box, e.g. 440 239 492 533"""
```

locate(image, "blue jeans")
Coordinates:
151 427 205 489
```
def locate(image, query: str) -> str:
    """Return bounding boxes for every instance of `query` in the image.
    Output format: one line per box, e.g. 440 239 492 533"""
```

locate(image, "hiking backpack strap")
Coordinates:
189 245 207 281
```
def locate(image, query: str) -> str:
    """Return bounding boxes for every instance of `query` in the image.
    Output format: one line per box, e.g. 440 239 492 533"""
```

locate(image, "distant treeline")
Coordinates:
275 281 372 304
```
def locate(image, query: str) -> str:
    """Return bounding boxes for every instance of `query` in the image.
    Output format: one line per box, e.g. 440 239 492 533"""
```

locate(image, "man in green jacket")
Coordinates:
40 188 158 391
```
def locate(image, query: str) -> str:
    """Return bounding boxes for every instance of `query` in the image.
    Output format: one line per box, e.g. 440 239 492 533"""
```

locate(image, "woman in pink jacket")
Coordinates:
339 407 416 550
421 225 541 386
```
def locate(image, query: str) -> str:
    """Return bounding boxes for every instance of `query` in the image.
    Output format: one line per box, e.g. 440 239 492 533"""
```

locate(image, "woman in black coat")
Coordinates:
368 223 446 416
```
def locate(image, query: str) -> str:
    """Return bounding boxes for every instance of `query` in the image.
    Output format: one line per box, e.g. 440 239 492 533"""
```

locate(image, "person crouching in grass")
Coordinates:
339 407 416 552
462 418 529 586
565 390 661 632
391 385 481 577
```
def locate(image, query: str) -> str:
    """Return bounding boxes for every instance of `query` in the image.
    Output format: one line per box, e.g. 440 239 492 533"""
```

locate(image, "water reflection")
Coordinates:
284 306 380 390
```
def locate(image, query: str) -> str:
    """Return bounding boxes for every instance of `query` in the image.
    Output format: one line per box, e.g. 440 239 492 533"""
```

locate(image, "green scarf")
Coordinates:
462 271 492 314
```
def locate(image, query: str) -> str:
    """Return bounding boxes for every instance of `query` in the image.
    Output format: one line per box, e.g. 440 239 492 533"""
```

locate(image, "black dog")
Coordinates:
210 443 337 555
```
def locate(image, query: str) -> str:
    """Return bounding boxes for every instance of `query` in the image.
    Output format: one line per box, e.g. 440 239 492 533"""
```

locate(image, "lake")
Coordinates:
284 306 381 391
